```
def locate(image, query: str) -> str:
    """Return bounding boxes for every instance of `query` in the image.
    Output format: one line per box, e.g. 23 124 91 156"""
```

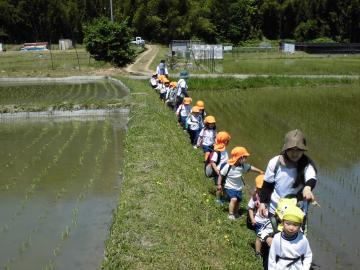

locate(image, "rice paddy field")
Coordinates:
161 46 360 75
0 79 129 113
189 77 360 269
0 80 128 270
220 51 360 75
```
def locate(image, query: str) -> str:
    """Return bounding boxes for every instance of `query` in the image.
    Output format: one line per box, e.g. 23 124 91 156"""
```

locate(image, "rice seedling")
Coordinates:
0 123 81 231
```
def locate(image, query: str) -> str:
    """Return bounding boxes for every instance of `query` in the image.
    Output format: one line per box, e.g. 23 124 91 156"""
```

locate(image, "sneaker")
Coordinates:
234 213 243 219
255 252 262 258
193 145 197 149
228 214 236 220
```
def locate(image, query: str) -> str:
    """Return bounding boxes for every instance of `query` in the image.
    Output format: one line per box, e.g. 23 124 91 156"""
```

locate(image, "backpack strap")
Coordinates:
274 157 281 177
275 254 305 267
222 165 232 181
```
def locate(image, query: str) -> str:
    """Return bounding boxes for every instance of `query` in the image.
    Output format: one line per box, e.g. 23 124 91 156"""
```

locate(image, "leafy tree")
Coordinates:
294 19 319 41
259 0 280 39
83 17 135 67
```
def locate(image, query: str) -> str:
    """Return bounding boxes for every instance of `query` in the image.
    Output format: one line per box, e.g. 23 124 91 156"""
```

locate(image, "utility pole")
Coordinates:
110 0 114 22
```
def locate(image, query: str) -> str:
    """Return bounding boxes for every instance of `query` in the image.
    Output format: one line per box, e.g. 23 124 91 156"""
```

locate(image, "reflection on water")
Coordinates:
0 115 126 270
190 84 360 269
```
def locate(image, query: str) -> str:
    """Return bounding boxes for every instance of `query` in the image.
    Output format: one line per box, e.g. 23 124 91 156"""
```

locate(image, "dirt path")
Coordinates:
125 45 159 76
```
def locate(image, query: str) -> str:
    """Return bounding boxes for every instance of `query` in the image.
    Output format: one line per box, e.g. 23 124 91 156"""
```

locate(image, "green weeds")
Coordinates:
102 78 262 269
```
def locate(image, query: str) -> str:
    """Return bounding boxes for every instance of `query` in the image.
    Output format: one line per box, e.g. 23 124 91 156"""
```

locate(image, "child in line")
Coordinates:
176 97 192 130
195 100 206 124
197 115 216 161
186 106 203 148
268 205 313 270
218 147 264 220
150 73 158 89
247 174 268 257
257 198 298 269
209 132 231 204
165 81 177 111
160 79 170 102
175 70 189 109
155 75 166 93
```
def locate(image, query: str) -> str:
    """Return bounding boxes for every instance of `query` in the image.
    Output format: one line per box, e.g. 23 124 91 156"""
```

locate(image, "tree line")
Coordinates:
1 0 359 44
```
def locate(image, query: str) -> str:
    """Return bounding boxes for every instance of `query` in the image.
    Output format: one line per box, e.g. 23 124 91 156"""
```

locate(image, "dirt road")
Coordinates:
125 45 159 76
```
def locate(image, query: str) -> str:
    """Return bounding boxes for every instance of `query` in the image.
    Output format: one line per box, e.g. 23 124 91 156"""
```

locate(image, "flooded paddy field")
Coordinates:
0 115 127 270
190 81 360 269
0 78 128 113
0 78 128 270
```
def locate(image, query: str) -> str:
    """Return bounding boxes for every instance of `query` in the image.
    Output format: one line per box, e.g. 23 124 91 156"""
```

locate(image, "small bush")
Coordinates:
83 17 135 67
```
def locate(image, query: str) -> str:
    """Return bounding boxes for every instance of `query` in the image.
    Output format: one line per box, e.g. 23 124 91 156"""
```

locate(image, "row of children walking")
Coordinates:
150 62 316 270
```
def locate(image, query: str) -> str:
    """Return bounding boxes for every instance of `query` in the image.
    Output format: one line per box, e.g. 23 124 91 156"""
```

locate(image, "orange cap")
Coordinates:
228 146 250 165
196 100 205 109
204 115 216 124
213 131 231 152
183 97 192 105
255 174 264 188
158 75 165 82
192 106 200 113
169 81 177 88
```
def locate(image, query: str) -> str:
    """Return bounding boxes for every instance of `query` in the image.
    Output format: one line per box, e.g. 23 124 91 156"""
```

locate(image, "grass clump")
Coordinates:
102 78 262 269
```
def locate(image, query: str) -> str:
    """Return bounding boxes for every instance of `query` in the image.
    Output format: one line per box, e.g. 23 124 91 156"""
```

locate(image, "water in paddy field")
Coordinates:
190 85 360 270
0 114 127 270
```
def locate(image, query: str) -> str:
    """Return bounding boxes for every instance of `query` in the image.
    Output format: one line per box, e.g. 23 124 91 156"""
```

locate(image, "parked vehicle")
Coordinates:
131 37 145 46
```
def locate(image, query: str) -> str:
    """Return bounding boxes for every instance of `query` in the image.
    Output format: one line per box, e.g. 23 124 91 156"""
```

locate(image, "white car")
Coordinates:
131 37 145 46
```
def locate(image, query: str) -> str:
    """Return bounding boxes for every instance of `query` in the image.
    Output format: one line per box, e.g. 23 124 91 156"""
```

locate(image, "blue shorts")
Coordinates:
255 222 264 234
225 188 242 201
202 145 214 153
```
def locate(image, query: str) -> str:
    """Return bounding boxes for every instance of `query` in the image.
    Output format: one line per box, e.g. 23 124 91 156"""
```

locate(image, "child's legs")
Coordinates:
188 129 197 145
255 237 262 253
180 116 187 129
193 129 200 145
226 189 242 214
229 198 238 215
203 145 213 161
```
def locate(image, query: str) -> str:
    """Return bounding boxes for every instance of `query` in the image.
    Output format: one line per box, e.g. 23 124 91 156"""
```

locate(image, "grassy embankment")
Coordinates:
102 77 263 269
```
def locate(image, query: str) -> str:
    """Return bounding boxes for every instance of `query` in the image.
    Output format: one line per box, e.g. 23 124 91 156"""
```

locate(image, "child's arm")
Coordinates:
210 162 220 176
176 105 181 116
217 174 223 191
303 237 313 270
248 208 256 226
250 165 264 175
196 129 204 147
267 236 278 270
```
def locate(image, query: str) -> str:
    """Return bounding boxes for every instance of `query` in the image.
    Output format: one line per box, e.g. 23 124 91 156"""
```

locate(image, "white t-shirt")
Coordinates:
210 151 228 169
221 163 251 191
265 155 317 214
176 104 191 117
186 114 201 130
159 85 167 94
247 197 268 225
150 77 157 87
197 128 216 147
156 65 168 76
268 232 312 270
176 79 188 96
